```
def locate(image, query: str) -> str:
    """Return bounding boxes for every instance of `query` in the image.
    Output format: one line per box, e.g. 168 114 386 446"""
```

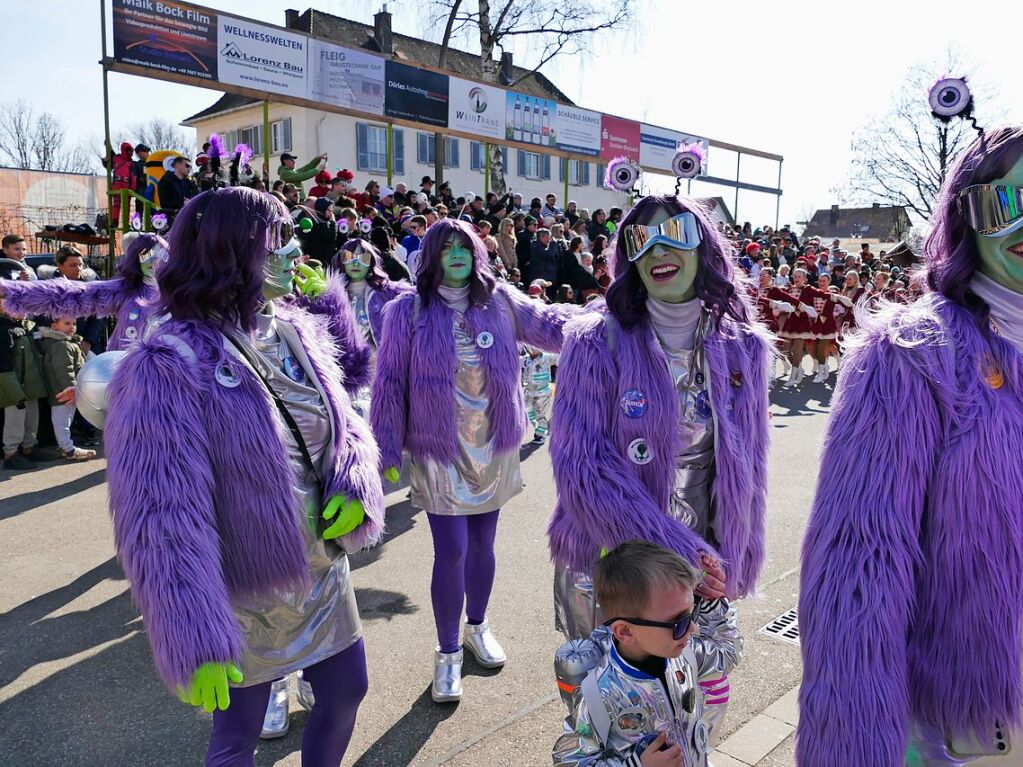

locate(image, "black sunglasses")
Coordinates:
603 597 704 641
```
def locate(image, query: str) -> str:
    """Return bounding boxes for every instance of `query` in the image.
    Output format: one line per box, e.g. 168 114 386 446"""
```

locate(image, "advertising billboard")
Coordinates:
112 0 218 81
384 61 449 128
217 16 308 97
504 91 556 148
307 39 385 114
448 78 505 140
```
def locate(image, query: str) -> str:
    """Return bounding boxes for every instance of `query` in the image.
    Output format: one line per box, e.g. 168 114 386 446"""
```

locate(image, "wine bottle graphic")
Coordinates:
532 101 541 144
523 97 533 143
542 103 550 146
513 96 522 142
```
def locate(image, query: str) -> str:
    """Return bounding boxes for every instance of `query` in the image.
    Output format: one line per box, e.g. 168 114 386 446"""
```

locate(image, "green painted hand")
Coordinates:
383 466 400 484
176 662 243 713
295 261 327 298
321 495 365 539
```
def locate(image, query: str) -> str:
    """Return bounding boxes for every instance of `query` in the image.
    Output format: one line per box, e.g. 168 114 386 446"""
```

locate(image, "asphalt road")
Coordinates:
0 377 833 767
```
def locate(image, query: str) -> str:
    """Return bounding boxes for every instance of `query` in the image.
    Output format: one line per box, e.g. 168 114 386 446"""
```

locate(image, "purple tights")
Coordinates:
426 510 501 653
205 638 368 767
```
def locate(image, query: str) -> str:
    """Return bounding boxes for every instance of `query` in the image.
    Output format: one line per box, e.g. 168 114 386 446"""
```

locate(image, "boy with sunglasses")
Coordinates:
553 541 729 766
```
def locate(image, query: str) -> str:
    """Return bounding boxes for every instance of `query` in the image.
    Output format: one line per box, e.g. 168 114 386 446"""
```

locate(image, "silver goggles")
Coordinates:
620 212 702 262
958 185 1023 238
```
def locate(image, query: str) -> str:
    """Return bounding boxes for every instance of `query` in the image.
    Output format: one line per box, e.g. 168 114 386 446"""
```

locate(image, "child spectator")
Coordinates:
521 344 556 445
553 541 728 766
38 316 95 461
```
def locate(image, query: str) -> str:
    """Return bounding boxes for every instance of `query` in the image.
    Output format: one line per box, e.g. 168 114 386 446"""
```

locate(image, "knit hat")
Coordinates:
314 198 332 215
745 242 761 256
315 170 332 185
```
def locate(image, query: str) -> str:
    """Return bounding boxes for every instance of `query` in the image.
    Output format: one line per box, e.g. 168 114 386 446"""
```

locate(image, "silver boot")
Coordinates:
260 677 290 739
296 670 315 711
463 619 507 668
431 649 463 703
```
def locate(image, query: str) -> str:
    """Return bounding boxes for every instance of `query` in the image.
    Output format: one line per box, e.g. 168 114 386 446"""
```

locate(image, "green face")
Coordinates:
441 237 473 288
263 247 298 300
974 155 1023 294
344 258 369 282
636 208 699 303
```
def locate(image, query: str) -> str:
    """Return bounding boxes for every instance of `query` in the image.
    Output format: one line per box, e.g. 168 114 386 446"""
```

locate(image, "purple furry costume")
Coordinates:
284 270 373 395
798 126 1023 766
104 193 386 693
0 234 163 350
547 196 772 597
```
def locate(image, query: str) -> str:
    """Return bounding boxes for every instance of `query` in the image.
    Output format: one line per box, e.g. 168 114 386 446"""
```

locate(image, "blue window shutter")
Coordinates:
453 139 459 168
417 133 426 165
584 162 591 185
447 138 459 168
357 124 370 171
596 163 605 186
559 157 565 182
517 150 525 177
470 142 480 171
393 129 404 175
543 154 551 180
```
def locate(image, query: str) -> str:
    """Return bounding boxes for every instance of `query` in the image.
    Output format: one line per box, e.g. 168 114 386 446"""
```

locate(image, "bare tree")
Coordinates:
0 100 93 173
432 0 632 195
842 49 997 222
123 117 194 153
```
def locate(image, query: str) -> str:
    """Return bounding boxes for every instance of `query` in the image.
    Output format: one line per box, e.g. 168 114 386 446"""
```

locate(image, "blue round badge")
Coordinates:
283 356 306 383
620 389 648 419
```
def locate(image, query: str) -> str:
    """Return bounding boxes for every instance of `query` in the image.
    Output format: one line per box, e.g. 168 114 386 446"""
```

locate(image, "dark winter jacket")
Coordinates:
157 173 198 212
38 326 85 405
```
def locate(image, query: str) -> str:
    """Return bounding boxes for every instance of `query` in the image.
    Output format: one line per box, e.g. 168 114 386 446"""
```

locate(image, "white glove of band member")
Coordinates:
799 303 818 318
771 300 796 313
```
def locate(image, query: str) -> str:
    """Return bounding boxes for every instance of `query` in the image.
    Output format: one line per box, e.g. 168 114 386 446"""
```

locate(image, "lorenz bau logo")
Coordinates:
220 41 302 73
468 86 488 114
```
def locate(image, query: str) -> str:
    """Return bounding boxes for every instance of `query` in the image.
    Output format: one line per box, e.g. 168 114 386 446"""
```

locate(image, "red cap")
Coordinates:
745 242 762 256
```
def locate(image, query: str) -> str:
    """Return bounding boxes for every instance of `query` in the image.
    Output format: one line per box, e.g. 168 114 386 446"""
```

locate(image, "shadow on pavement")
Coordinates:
769 379 834 417
356 586 418 623
0 556 128 688
0 467 107 521
350 687 458 767
350 498 421 571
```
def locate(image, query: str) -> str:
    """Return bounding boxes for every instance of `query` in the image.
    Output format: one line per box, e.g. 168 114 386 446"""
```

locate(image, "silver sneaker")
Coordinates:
260 677 290 739
431 649 463 703
296 670 315 711
463 619 507 669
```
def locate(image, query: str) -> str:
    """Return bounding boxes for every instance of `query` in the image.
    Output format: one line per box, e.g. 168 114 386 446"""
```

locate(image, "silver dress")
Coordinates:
409 308 524 515
348 282 375 418
554 331 717 639
229 314 362 686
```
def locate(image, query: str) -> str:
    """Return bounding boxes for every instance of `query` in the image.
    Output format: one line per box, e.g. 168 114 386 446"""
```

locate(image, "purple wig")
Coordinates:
605 194 750 328
336 238 389 290
924 125 1023 318
160 187 291 333
117 232 167 286
416 217 496 308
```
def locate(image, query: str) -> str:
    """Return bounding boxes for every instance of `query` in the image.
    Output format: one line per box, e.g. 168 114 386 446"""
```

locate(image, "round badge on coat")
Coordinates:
123 326 138 340
476 331 494 349
128 308 140 321
694 720 710 753
215 363 241 388
620 389 648 419
627 438 653 465
283 356 306 383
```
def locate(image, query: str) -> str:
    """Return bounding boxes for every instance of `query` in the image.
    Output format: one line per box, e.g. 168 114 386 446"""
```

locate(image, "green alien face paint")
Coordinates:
441 236 473 288
973 156 1023 295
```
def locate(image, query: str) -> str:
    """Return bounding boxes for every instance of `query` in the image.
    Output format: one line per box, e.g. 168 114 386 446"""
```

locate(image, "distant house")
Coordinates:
802 203 912 246
698 197 735 229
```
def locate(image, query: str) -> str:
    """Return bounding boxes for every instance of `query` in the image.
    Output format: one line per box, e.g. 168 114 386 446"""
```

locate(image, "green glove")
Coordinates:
321 494 365 539
295 261 327 298
176 662 244 713
383 466 400 483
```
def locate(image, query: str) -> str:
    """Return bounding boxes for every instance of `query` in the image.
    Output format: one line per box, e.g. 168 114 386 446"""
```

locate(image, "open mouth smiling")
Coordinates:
1007 242 1023 257
649 263 680 282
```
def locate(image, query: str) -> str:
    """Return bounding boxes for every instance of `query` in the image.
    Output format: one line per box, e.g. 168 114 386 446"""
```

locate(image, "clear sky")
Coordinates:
6 0 1023 227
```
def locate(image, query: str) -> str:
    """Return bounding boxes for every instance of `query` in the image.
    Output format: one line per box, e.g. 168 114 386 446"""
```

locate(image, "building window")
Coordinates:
595 163 606 186
356 123 405 175
517 150 550 180
417 134 460 168
271 118 292 153
559 159 591 186
239 125 262 151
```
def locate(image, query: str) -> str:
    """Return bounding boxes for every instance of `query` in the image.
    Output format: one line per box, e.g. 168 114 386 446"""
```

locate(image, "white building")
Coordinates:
182 7 627 213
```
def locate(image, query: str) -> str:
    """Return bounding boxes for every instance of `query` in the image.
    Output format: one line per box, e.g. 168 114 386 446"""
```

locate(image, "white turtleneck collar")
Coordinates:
971 271 1023 354
647 296 702 351
347 278 368 296
438 283 471 312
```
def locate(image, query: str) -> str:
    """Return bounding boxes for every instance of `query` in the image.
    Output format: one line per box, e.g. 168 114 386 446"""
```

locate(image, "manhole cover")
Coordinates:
759 608 799 645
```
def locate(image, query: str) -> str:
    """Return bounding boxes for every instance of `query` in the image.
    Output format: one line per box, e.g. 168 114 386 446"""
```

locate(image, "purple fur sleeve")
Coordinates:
105 340 244 690
302 274 372 394
548 315 710 570
1 277 129 319
499 283 578 353
370 293 414 470
797 327 941 767
325 393 386 552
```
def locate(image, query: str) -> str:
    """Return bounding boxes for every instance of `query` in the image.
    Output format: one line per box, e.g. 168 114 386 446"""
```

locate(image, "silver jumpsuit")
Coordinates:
409 296 524 515
552 633 713 766
228 313 362 686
